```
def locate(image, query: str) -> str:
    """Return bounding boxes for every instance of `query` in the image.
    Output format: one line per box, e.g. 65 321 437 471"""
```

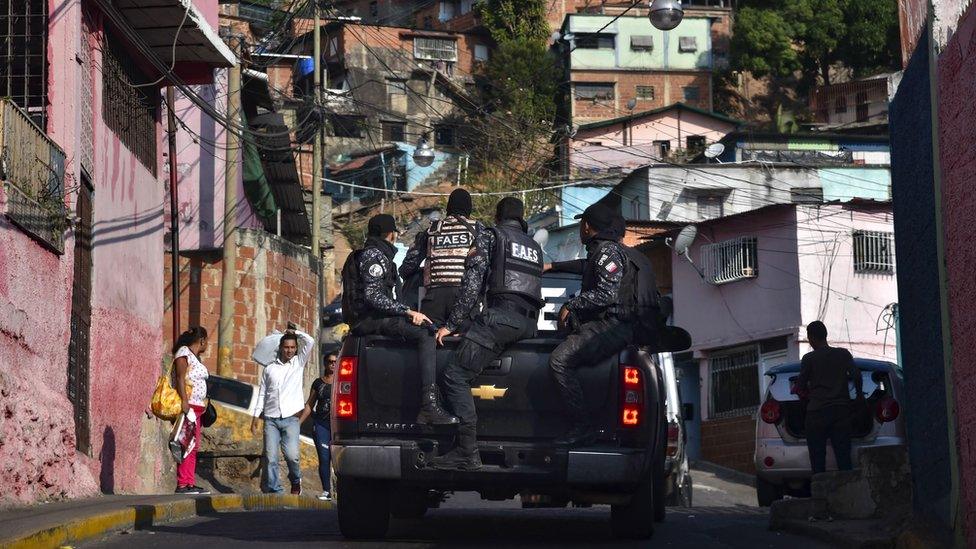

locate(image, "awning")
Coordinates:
110 0 236 68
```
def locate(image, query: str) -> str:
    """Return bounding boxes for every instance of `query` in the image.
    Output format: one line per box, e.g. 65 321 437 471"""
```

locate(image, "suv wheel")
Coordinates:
391 489 429 520
337 475 391 539
611 475 656 539
756 475 783 507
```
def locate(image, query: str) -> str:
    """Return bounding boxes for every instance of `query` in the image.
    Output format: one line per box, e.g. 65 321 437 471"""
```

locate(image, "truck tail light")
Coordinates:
620 365 644 428
334 356 358 421
666 421 680 457
875 397 900 423
760 398 781 424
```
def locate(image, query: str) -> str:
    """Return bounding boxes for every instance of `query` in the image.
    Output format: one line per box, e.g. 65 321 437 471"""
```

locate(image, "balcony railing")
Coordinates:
0 98 67 253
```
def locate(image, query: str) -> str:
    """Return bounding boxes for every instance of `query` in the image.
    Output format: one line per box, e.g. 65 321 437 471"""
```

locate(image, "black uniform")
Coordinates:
434 219 543 468
399 216 484 325
548 236 635 427
349 236 437 388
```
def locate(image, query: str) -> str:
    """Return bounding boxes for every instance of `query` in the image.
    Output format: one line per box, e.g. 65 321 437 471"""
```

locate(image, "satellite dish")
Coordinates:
532 228 549 248
672 225 698 256
626 98 638 111
704 143 725 160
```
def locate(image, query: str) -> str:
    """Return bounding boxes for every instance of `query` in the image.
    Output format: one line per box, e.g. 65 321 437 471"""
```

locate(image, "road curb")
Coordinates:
0 494 333 549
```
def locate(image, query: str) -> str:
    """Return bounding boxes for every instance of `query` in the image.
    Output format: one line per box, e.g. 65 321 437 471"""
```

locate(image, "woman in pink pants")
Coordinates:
172 327 211 494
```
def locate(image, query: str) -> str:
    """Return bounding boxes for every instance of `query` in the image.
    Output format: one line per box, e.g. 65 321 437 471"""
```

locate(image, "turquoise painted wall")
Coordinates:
568 15 712 71
819 168 891 202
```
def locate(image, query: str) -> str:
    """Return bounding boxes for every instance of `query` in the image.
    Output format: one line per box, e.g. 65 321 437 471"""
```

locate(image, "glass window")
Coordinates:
434 125 456 146
710 347 761 418
382 121 406 142
414 37 458 61
575 83 614 100
575 33 615 49
683 86 700 101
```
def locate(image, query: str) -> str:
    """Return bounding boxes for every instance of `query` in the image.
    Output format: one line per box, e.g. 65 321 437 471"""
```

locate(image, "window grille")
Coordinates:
709 347 760 418
0 0 48 129
79 8 95 175
575 83 614 100
636 85 655 100
414 37 457 61
102 31 158 174
382 121 405 142
853 230 894 274
702 236 758 284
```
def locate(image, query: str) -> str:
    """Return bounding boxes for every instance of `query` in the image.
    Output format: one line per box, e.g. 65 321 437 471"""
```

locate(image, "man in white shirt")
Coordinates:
251 325 315 494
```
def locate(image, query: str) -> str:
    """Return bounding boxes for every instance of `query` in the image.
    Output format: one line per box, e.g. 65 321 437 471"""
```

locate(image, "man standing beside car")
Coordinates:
796 321 863 474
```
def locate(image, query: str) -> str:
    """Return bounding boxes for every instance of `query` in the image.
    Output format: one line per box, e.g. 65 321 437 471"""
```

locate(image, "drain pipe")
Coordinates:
166 86 181 345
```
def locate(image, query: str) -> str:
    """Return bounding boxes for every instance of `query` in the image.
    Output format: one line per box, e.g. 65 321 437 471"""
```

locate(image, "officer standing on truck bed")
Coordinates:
545 203 638 447
399 188 484 325
342 214 458 426
429 197 544 471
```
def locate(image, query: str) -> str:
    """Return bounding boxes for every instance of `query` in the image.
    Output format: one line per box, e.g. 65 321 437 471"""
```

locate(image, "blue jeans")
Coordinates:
312 416 332 492
262 416 301 493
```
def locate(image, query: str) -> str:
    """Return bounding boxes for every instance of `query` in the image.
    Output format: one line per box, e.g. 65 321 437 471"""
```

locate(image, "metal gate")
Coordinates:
67 178 93 455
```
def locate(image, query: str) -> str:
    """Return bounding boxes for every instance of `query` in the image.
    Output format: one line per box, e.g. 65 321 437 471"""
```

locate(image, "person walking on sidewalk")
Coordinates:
797 321 864 475
173 327 212 495
301 353 336 500
251 324 315 495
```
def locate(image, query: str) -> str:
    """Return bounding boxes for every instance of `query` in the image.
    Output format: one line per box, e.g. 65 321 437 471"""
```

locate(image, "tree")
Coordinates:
731 0 900 88
474 0 551 44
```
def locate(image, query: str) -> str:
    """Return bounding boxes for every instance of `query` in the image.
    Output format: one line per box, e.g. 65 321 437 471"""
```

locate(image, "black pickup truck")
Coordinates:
331 275 686 540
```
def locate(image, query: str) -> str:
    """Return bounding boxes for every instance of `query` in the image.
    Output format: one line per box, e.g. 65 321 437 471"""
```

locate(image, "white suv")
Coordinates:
754 359 906 506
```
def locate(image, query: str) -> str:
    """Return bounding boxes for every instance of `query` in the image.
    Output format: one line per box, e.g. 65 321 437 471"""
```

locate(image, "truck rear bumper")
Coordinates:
332 440 647 488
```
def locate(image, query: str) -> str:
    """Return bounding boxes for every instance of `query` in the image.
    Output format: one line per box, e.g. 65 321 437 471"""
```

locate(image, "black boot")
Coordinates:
416 385 459 425
430 424 482 471
554 423 599 447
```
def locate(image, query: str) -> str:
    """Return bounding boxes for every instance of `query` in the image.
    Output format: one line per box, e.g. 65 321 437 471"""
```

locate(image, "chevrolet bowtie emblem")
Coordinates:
471 385 508 400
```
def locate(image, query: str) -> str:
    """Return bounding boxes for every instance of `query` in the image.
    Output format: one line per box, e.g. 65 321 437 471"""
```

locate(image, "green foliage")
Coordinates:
731 0 900 87
474 0 551 43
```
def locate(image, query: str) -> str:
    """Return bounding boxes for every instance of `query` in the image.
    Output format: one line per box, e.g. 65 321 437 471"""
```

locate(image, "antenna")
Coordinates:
704 143 725 163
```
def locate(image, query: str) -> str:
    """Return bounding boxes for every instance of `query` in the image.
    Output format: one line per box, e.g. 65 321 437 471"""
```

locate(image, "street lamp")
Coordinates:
413 136 435 167
648 0 683 31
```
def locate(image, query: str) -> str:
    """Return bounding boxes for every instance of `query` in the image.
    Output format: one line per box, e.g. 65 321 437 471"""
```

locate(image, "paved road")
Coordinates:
83 469 828 548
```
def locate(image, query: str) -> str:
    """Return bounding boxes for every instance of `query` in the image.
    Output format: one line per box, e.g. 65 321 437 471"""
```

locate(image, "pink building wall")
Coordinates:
936 3 976 544
570 107 736 173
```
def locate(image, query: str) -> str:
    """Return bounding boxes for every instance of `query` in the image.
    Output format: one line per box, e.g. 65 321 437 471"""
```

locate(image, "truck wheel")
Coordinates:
391 489 429 520
756 475 783 507
337 475 391 539
652 468 667 522
611 476 655 539
679 474 693 508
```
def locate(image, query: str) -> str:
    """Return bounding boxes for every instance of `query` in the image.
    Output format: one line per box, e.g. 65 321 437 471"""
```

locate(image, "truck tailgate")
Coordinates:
357 336 619 440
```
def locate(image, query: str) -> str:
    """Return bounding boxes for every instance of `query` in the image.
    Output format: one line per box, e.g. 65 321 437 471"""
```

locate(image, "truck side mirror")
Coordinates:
682 403 694 422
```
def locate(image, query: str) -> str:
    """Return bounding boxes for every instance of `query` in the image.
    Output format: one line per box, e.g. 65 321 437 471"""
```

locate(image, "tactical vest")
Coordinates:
342 244 400 324
582 240 631 318
424 216 477 287
488 222 544 307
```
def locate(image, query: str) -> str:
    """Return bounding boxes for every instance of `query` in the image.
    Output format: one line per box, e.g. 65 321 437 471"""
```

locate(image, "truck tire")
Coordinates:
337 475 391 539
611 476 655 539
391 489 429 520
756 475 783 507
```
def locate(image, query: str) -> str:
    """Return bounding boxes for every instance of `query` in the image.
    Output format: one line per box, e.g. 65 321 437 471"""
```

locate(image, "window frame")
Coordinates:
695 192 724 219
434 124 457 146
852 230 894 274
701 236 759 285
636 85 655 100
686 135 707 154
381 120 406 142
574 82 615 101
413 37 458 62
574 33 616 50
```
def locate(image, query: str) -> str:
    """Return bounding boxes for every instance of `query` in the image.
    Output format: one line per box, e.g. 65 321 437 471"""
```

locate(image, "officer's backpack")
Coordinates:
620 247 664 346
340 250 364 326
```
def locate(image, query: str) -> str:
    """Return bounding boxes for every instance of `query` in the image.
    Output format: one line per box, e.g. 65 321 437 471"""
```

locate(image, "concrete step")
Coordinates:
769 497 828 527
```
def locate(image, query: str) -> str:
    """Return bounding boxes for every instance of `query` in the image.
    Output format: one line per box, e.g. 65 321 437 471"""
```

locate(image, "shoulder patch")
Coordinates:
604 260 619 274
368 262 385 277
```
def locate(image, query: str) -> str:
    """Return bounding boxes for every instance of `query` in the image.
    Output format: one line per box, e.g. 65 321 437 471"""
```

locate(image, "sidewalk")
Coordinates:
0 493 333 549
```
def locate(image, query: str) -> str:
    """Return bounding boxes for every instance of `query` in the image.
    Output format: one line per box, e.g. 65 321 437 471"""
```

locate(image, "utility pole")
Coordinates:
218 37 242 377
166 87 181 346
311 3 322 255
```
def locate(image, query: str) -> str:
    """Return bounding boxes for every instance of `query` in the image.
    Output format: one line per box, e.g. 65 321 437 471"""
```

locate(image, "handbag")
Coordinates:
150 358 193 422
201 401 217 428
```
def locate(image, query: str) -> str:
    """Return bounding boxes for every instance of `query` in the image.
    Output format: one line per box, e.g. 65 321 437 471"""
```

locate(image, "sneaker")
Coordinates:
291 481 302 495
317 491 332 501
175 485 194 494
190 485 212 495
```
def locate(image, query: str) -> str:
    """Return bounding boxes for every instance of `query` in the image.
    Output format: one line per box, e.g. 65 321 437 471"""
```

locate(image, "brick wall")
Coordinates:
571 70 712 122
700 414 756 474
164 229 321 385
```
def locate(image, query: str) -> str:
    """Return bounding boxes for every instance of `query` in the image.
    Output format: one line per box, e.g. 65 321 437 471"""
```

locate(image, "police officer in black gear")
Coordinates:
429 197 543 471
546 203 634 447
399 188 484 325
349 214 458 426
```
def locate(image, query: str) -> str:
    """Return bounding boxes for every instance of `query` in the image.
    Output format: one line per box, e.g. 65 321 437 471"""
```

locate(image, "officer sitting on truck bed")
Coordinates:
344 214 458 426
399 188 484 325
430 197 544 471
545 202 635 447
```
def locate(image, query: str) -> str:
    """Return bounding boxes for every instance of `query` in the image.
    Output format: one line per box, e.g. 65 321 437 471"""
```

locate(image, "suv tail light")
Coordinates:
334 356 358 421
666 421 680 457
620 365 644 428
875 397 900 423
760 398 781 424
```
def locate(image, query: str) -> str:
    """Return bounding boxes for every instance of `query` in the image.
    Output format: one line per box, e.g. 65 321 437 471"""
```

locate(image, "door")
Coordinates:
675 353 702 460
67 178 93 455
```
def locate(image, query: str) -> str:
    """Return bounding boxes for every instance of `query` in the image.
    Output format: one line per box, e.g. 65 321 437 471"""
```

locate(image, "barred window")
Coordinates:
102 31 158 174
575 83 614 101
710 347 760 418
0 0 48 129
636 85 655 100
413 37 457 62
853 230 894 274
702 236 758 285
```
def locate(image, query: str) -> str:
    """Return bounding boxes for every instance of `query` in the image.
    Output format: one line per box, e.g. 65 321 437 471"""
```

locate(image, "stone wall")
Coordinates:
700 414 756 474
